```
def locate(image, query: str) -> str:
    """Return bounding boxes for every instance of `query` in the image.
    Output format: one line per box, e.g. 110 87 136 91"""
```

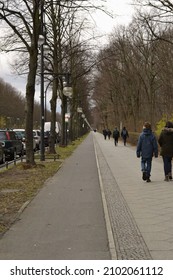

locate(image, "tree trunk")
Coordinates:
25 48 38 165
61 94 67 146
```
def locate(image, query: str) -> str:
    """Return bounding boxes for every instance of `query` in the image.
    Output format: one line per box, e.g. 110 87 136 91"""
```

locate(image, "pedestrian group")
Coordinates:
102 127 129 146
102 120 173 183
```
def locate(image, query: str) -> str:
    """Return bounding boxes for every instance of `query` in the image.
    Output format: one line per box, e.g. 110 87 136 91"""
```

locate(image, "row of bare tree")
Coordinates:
0 0 107 165
0 77 54 128
92 0 173 132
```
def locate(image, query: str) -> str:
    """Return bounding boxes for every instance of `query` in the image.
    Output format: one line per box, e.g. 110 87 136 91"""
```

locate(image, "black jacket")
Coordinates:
158 128 173 157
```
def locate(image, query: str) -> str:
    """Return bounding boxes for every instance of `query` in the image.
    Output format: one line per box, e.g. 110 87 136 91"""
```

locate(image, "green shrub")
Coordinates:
155 115 173 136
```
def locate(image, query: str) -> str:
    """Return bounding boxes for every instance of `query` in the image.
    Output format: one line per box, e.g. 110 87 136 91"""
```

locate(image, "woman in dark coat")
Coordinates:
158 121 173 181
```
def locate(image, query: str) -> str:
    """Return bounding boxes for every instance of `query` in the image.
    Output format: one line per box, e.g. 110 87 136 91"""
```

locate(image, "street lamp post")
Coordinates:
39 0 45 161
39 1 75 155
40 42 45 161
62 73 73 146
39 1 73 150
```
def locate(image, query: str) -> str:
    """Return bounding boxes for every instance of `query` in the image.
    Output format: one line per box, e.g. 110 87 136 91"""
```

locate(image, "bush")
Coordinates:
128 132 140 146
155 115 173 137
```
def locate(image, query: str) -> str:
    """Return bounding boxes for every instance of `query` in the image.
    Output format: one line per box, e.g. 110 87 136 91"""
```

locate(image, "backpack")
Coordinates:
122 129 127 136
113 130 119 138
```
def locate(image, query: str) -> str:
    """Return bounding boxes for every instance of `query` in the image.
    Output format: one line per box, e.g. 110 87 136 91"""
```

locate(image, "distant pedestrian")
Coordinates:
158 121 173 181
103 129 108 140
121 126 129 146
107 129 112 139
136 122 158 183
113 127 120 146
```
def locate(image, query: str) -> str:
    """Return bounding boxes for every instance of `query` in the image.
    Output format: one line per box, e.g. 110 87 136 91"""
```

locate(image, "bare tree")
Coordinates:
92 15 173 132
0 0 42 165
0 0 114 158
43 0 110 149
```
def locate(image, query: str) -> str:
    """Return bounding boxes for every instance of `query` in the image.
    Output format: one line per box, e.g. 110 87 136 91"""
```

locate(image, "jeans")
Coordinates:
162 156 172 176
141 157 152 178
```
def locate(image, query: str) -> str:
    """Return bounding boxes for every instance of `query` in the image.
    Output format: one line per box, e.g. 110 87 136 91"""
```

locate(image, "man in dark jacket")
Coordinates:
102 129 108 140
121 126 129 146
107 129 112 139
113 127 120 146
136 122 158 182
158 121 173 181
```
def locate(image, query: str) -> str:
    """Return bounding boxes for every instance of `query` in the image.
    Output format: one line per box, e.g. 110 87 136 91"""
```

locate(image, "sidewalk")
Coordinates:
0 132 173 260
0 133 110 260
94 132 173 260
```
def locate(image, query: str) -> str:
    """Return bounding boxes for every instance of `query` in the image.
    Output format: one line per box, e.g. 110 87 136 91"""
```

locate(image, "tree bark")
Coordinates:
25 47 38 165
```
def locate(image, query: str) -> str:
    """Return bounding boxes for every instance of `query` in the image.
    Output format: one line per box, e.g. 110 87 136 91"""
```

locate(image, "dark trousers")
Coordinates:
122 136 127 145
114 138 118 145
162 156 172 176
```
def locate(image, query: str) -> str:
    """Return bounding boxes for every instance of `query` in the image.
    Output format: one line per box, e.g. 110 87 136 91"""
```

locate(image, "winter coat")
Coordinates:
158 128 173 157
103 129 108 136
107 130 112 137
136 128 158 159
121 128 129 139
113 129 120 139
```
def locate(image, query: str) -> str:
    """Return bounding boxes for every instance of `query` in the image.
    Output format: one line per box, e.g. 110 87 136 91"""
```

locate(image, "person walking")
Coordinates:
158 121 173 181
136 122 158 182
107 129 112 139
121 126 129 146
102 129 108 140
113 127 120 146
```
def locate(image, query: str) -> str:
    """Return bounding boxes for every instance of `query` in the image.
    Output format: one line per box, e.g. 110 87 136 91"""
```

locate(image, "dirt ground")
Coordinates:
0 161 61 236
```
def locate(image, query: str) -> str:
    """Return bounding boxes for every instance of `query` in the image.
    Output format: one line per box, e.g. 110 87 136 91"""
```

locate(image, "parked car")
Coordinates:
0 129 23 160
13 129 37 152
44 131 50 147
33 130 41 150
0 142 5 164
44 121 61 143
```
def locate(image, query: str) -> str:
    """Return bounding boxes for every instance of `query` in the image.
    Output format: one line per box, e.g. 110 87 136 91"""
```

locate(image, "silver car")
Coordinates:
33 130 41 150
13 129 37 152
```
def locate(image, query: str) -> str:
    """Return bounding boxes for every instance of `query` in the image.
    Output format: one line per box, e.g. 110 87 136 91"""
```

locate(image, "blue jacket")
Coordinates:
136 128 158 159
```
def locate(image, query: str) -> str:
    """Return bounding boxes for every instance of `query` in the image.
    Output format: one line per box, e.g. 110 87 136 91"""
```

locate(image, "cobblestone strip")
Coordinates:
95 141 152 260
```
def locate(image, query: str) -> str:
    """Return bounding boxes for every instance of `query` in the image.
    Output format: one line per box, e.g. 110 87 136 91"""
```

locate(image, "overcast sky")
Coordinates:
0 0 134 106
93 0 134 33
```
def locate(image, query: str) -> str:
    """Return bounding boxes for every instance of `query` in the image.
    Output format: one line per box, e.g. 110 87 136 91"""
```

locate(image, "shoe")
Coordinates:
168 173 172 180
146 178 151 182
142 171 147 181
164 175 169 182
